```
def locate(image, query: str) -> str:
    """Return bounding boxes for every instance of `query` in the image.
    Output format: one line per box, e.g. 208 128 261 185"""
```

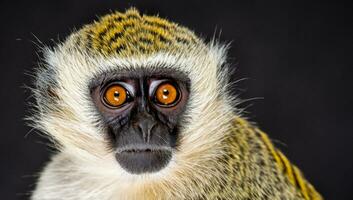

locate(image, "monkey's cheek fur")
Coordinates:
115 149 172 174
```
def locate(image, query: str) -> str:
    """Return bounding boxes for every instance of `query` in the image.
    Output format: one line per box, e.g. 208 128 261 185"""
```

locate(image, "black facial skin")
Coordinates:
90 68 190 174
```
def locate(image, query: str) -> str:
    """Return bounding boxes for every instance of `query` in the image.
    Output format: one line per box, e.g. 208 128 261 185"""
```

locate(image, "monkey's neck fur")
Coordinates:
30 8 322 200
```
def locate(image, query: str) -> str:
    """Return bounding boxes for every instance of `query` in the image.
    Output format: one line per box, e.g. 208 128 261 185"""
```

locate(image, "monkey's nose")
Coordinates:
136 118 156 143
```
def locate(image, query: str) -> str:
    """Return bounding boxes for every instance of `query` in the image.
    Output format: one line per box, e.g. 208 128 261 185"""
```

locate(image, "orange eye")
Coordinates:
103 85 128 107
155 83 179 106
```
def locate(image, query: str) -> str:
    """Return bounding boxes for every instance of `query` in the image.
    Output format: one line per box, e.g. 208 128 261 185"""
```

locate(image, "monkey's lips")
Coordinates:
115 146 172 174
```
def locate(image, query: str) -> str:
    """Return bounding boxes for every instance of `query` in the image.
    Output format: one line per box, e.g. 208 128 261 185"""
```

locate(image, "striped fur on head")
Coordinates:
75 7 200 57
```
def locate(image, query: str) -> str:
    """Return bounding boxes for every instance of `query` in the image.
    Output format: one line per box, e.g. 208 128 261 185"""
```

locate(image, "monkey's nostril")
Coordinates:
137 125 143 134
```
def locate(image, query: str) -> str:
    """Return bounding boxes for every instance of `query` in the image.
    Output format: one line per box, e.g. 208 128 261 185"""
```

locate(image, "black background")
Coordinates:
0 1 352 199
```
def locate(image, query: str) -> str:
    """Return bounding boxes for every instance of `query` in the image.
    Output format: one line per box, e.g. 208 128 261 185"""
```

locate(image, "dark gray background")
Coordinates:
0 1 352 199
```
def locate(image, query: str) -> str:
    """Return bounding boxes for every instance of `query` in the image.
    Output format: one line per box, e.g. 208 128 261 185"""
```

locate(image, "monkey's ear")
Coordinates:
34 65 60 108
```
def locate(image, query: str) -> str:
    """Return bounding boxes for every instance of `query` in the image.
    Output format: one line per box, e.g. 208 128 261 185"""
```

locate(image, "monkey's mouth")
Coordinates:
115 146 172 174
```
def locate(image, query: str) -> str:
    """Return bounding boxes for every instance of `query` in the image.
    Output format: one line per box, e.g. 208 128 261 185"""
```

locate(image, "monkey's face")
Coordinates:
34 9 234 188
90 69 190 174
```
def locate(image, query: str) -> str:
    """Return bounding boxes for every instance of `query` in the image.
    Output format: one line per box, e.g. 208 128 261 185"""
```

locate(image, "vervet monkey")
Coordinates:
30 8 322 200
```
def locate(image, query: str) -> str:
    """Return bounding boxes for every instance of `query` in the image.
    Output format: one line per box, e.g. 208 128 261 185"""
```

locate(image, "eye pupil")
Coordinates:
114 91 120 97
162 89 169 96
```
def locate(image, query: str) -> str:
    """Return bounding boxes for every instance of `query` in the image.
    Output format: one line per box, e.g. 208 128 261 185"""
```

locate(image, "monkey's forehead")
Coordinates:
70 8 203 57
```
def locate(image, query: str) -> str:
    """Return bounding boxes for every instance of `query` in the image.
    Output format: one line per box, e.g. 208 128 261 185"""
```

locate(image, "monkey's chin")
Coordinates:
115 148 172 174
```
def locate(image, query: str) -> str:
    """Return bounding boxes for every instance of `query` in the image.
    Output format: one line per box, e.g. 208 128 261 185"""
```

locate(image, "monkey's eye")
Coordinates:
154 82 180 106
102 84 130 108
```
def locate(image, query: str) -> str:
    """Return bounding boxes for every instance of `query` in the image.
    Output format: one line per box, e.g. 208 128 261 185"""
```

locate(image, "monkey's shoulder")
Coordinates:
223 117 323 200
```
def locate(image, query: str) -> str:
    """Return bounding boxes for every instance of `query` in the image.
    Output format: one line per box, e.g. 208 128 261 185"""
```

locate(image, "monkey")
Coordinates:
29 8 323 200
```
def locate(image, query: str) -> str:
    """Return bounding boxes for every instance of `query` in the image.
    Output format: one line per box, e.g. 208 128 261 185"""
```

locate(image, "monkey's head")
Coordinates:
33 8 236 191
